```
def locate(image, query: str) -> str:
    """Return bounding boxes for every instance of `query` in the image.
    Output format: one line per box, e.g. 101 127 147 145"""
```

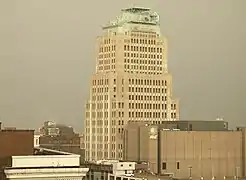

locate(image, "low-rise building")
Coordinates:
112 161 135 177
124 121 246 179
3 150 89 180
82 160 137 180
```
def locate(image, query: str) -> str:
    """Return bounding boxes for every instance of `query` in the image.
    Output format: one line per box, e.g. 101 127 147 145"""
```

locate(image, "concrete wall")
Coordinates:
158 131 242 179
124 124 159 165
124 124 140 161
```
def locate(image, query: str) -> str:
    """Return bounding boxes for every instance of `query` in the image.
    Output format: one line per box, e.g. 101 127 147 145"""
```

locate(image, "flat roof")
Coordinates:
0 129 34 132
34 147 77 155
4 165 81 170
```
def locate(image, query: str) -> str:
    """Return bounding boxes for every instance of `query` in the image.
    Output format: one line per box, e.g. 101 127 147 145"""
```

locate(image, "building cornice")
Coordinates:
4 167 89 179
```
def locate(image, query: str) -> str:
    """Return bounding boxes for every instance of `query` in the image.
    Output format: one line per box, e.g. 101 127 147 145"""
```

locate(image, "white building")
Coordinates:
4 154 89 180
112 161 135 177
34 134 40 147
84 6 180 161
96 160 136 177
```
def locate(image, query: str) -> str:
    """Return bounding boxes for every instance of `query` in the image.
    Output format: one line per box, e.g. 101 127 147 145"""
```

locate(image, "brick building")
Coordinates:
0 122 34 179
0 126 34 158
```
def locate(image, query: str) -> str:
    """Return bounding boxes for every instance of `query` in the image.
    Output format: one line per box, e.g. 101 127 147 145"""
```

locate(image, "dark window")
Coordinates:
189 124 193 131
177 162 180 170
162 162 166 170
110 175 114 180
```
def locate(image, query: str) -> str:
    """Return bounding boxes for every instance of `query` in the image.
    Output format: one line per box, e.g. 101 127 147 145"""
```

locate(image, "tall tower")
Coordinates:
84 7 180 161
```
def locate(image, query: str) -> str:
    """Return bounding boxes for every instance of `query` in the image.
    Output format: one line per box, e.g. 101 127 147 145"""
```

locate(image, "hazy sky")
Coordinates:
0 0 245 131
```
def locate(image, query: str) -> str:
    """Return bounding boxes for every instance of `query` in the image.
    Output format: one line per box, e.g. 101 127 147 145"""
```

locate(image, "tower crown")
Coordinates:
103 7 160 29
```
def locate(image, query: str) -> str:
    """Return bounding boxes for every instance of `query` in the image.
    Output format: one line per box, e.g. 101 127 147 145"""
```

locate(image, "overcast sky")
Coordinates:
0 0 245 131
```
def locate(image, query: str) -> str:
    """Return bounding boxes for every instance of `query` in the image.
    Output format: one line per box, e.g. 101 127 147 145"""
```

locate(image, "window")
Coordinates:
162 162 166 170
177 162 180 170
189 124 193 131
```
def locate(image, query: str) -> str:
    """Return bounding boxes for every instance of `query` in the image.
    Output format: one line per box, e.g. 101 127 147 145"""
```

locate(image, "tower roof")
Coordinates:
121 7 150 12
103 7 160 29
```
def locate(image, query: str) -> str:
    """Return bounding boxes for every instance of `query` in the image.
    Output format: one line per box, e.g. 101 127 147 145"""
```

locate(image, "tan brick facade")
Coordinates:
124 123 246 179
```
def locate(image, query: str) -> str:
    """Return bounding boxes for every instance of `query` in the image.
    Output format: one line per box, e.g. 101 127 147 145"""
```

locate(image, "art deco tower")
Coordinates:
84 7 180 161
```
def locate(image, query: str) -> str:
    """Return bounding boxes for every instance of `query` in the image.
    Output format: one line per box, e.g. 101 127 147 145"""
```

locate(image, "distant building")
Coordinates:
39 133 81 154
38 121 85 162
39 121 74 137
124 121 245 179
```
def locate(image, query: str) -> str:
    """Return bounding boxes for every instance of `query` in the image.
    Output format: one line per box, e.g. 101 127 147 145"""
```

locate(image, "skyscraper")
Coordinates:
84 7 179 161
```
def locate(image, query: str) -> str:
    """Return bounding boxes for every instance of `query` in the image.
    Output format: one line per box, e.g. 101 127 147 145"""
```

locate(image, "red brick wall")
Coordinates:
0 130 34 158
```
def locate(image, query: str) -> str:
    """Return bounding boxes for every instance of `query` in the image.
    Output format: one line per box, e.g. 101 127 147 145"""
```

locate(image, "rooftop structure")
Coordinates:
103 7 160 29
127 120 229 131
82 160 138 180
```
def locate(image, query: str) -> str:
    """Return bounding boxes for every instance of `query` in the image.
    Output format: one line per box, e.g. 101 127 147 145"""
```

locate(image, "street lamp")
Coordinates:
188 166 192 180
